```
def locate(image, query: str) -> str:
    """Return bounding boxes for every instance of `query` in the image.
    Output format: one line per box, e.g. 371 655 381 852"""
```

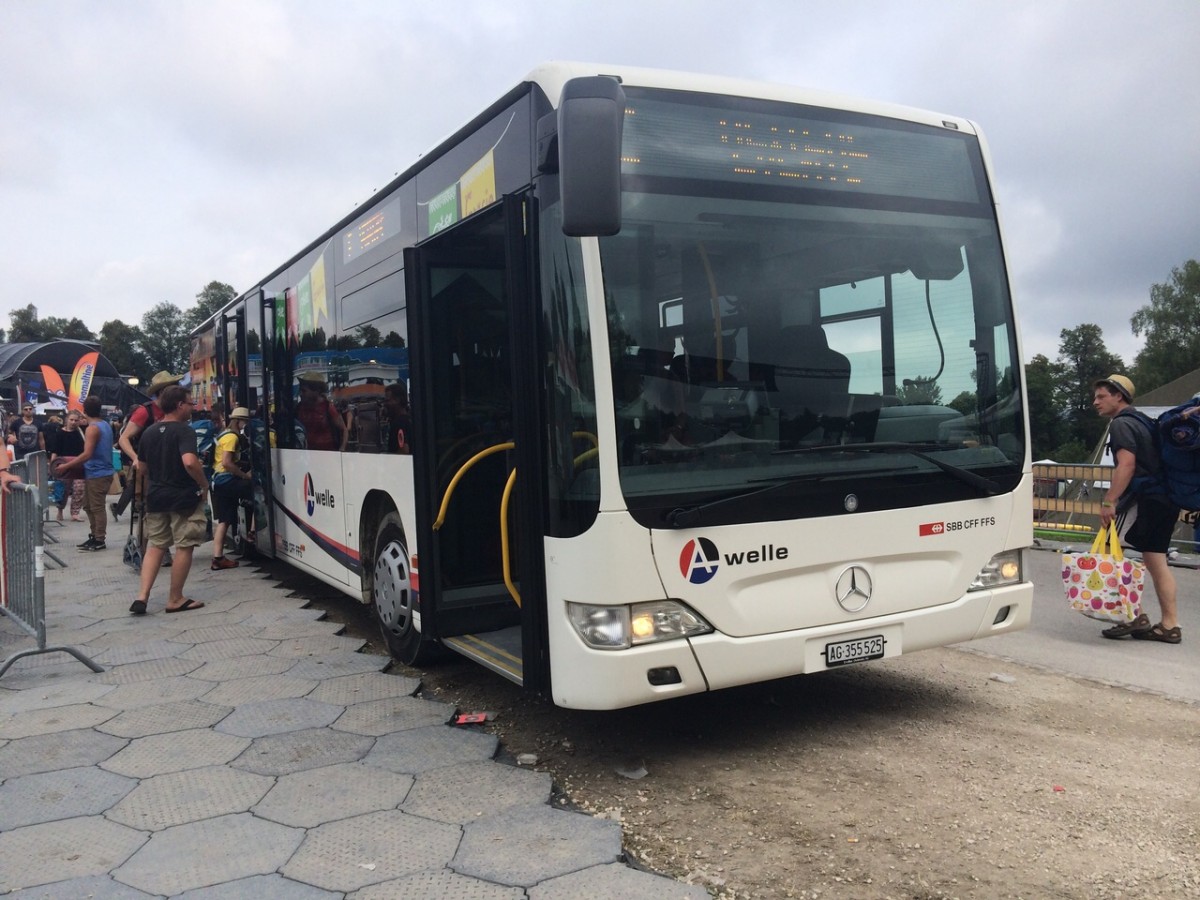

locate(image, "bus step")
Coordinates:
443 627 523 686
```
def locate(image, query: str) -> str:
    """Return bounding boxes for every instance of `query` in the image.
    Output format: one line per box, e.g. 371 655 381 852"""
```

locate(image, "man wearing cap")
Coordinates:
112 371 183 520
209 406 253 570
1093 374 1181 643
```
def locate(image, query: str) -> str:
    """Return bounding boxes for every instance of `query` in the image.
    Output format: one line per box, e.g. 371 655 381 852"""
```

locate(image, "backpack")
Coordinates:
1119 402 1200 512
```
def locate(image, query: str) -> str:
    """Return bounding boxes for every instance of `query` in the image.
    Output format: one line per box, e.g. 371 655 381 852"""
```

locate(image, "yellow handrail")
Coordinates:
432 441 514 531
500 468 520 607
434 431 600 609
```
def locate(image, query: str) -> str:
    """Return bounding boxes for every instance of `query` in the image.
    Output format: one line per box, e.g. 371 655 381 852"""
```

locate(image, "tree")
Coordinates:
40 316 95 341
1057 324 1123 454
99 319 148 383
1025 354 1067 459
896 377 942 406
1131 259 1200 392
184 281 237 333
139 302 190 375
7 304 43 343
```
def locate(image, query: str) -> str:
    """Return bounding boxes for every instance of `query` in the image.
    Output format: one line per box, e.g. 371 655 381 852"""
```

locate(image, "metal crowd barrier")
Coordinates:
13 452 66 568
0 481 102 678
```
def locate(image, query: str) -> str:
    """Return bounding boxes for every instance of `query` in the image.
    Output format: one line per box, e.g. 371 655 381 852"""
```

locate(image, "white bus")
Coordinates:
193 62 1032 710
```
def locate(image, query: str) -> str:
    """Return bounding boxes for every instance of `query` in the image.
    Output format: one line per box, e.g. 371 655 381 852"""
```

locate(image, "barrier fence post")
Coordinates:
0 482 102 678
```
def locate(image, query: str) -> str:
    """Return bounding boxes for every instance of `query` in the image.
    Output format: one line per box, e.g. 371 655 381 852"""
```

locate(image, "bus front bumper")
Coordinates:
548 581 1032 710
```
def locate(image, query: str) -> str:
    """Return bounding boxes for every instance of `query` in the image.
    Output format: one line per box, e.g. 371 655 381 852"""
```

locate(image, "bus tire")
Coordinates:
371 515 437 666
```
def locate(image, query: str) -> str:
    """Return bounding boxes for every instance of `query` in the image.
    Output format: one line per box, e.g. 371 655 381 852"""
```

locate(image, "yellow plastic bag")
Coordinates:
1061 523 1145 623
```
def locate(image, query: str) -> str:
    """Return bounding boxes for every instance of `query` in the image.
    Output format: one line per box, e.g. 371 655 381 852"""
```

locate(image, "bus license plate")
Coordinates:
823 634 885 668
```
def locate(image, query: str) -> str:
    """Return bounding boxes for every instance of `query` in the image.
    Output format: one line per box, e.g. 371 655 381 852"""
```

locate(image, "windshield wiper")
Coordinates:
663 471 834 528
775 441 1004 496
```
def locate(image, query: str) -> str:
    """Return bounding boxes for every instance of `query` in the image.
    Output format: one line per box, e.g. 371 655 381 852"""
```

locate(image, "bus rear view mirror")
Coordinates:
557 76 625 237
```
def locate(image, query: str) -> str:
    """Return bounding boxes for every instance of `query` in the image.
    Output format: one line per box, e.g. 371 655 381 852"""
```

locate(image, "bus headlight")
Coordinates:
567 600 713 650
969 550 1023 591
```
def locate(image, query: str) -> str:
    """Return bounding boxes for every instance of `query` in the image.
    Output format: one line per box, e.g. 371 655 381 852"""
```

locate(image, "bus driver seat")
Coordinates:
767 324 851 444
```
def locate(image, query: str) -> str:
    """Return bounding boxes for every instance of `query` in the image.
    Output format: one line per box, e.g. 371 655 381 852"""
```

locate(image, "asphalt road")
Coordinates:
964 544 1200 704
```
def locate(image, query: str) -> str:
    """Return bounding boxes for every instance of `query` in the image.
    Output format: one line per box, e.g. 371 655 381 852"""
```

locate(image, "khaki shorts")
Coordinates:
144 503 208 550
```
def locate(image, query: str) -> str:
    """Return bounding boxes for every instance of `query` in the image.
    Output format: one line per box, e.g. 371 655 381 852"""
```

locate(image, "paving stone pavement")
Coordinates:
0 518 708 898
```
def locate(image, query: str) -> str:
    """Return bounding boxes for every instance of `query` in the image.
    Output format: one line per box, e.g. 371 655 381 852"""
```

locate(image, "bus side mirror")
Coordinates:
555 76 625 237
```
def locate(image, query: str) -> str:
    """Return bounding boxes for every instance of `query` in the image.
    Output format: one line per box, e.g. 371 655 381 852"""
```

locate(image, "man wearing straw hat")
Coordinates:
1092 374 1182 644
112 371 184 520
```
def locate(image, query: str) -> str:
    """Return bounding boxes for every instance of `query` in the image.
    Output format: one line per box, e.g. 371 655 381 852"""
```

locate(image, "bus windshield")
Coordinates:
599 89 1024 529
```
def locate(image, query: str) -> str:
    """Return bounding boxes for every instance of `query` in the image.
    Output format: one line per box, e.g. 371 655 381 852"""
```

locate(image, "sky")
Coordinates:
2 0 1197 369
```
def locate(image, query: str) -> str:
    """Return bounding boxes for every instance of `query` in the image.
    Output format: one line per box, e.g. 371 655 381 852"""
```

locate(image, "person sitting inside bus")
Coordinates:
296 372 347 451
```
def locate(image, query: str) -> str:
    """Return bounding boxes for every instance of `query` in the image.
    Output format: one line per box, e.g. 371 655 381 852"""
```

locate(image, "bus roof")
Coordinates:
196 61 981 334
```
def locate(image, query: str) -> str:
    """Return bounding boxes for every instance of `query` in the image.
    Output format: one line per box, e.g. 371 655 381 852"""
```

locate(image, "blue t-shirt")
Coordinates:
83 420 115 479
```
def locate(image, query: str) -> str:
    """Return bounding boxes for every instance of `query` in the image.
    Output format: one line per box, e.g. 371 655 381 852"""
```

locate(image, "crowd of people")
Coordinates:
0 370 414 613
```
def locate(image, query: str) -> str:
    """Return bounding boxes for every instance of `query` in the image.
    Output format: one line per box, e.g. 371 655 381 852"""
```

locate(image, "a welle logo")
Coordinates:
303 472 336 516
679 537 789 584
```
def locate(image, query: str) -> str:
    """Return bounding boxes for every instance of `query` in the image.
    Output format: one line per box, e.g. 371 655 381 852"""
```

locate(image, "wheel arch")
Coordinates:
358 488 403 604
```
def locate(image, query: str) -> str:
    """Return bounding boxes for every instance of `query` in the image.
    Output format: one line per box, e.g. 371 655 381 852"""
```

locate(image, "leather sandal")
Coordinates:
1101 613 1151 639
1131 623 1182 644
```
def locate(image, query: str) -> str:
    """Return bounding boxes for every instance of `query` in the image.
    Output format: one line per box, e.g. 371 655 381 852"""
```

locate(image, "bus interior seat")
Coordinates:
766 324 851 442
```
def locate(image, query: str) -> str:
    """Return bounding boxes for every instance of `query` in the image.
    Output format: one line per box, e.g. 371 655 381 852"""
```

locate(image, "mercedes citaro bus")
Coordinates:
191 62 1032 709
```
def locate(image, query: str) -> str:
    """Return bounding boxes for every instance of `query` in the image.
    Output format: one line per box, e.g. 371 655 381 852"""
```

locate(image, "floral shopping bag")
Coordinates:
1061 523 1145 623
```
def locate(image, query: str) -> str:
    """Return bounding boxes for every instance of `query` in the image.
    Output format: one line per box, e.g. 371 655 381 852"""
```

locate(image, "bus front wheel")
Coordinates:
371 515 436 666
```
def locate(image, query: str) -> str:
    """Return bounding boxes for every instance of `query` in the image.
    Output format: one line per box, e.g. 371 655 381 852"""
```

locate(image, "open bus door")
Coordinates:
404 194 549 693
247 289 278 558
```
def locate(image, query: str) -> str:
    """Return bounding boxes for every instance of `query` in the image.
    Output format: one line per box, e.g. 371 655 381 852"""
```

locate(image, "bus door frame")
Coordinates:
248 288 278 558
403 192 550 694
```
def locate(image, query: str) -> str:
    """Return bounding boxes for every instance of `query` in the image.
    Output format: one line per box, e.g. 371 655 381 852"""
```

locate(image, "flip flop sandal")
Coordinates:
1101 613 1151 639
1131 623 1182 644
165 598 205 613
129 600 147 616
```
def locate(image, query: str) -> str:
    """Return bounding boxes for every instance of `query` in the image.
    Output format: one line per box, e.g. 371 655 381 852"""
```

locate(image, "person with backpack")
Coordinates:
1092 374 1181 644
209 406 252 570
112 371 183 520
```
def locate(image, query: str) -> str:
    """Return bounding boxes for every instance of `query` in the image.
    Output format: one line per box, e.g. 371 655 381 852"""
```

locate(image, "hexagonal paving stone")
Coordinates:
4 874 159 899
333 695 454 737
254 619 344 640
100 727 249 778
0 679 116 713
286 652 389 680
0 816 147 894
307 671 419 705
93 675 214 710
528 862 711 899
92 656 204 683
354 870 526 899
454 805 622 887
97 699 233 738
0 702 117 739
179 637 280 662
0 728 127 779
267 634 366 658
232 726 375 776
401 760 552 824
94 638 193 666
281 809 462 892
253 761 413 827
112 812 304 896
215 697 344 737
189 653 298 682
107 765 274 830
365 724 497 775
0 766 136 830
173 873 341 899
201 673 319 707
